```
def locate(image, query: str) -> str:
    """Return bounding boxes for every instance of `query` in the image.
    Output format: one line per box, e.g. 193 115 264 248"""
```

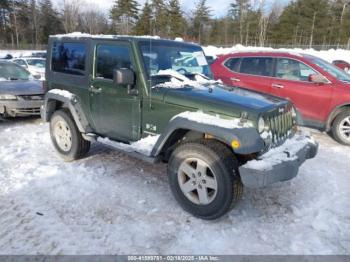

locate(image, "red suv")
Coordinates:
211 52 350 145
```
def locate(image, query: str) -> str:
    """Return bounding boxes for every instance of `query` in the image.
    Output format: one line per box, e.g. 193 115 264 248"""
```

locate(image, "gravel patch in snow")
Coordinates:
0 118 349 255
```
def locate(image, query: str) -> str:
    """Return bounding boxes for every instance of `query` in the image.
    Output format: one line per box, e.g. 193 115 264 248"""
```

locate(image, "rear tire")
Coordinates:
50 109 90 161
331 109 350 146
167 139 243 220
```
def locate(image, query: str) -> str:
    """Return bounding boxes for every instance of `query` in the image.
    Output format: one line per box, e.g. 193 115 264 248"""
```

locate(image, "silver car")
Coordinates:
0 61 44 117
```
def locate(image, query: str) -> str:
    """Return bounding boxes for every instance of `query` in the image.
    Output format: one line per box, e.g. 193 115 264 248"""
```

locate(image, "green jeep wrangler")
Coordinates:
41 33 318 220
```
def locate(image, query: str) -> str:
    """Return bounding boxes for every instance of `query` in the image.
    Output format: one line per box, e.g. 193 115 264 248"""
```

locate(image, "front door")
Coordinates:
271 58 332 123
89 41 141 142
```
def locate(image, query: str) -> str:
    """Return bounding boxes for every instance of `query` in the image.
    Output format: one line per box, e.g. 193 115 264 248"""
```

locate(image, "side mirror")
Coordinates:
308 74 328 84
113 68 135 86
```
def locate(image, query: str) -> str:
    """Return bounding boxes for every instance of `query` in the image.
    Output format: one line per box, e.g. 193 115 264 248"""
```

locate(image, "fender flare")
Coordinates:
150 116 265 157
41 91 92 133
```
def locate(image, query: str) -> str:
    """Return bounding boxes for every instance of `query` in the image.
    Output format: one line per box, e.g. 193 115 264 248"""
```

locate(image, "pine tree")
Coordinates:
167 0 186 39
110 0 139 34
39 0 63 44
229 0 251 44
134 1 152 35
191 0 211 44
150 0 167 37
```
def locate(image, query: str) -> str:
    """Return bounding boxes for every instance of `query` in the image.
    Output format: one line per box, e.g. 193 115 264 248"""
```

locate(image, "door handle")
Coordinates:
230 77 240 82
90 86 102 94
272 83 284 89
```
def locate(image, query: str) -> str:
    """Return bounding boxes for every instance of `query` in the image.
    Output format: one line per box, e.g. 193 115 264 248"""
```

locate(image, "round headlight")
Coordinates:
258 117 268 134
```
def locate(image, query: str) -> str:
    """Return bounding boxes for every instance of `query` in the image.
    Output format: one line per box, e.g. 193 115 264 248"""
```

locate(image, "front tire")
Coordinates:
50 109 90 161
331 109 350 146
167 139 243 220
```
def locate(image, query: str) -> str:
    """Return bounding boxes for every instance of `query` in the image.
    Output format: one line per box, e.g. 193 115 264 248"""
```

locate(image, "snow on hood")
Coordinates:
173 111 253 129
153 69 222 89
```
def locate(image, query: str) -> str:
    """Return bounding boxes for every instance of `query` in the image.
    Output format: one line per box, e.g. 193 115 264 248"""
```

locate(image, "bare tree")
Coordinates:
61 0 81 33
309 11 316 48
10 0 19 47
80 5 108 34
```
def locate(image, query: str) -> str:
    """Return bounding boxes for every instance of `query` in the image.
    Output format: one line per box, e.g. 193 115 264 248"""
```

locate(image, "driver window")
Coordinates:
276 58 317 81
96 44 132 80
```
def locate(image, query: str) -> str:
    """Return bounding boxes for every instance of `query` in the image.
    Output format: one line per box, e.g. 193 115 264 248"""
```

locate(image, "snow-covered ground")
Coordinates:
0 117 349 255
202 45 350 64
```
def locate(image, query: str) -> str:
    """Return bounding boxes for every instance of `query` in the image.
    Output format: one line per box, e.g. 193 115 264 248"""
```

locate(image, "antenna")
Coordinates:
149 16 153 109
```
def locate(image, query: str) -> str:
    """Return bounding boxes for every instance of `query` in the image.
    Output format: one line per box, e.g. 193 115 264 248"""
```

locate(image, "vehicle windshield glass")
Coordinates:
27 59 45 68
308 56 350 82
0 63 31 80
139 40 212 82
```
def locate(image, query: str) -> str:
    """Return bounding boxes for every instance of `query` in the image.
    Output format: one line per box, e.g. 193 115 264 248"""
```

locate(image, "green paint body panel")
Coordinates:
46 36 291 148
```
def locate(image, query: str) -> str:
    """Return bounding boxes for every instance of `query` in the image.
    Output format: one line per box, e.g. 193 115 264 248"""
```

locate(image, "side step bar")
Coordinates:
83 133 160 164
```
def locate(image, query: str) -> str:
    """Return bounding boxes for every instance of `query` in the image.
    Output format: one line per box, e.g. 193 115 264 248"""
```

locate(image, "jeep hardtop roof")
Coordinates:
50 32 200 48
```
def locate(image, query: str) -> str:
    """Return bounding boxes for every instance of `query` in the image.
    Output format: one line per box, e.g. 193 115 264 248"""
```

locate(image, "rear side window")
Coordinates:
96 44 132 80
240 57 274 77
224 58 240 72
51 42 86 76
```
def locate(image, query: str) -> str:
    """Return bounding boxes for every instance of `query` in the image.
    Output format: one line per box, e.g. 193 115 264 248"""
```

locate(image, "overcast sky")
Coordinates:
54 0 290 18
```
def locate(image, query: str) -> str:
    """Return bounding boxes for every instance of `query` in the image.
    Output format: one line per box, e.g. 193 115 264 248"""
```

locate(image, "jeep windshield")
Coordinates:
139 40 212 84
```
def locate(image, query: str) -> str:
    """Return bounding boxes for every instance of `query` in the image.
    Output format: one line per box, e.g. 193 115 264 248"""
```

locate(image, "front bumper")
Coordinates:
239 132 318 188
0 100 43 117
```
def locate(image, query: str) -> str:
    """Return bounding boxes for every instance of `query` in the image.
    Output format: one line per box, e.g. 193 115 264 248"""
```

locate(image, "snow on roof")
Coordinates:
52 32 161 40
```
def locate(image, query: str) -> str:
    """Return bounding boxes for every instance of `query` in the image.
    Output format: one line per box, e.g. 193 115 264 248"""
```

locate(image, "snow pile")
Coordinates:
173 111 253 129
243 132 316 171
48 89 74 99
0 119 349 254
98 135 160 156
153 69 221 89
202 44 350 64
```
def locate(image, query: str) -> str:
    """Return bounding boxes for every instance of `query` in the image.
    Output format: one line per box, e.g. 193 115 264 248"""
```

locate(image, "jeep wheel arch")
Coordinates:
150 116 265 158
42 91 92 134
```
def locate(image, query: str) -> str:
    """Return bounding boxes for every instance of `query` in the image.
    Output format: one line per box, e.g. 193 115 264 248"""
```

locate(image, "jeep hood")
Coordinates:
161 85 289 118
0 80 43 95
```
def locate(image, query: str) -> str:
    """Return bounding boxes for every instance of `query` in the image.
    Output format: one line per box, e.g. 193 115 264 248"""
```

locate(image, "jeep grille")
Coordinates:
267 108 294 145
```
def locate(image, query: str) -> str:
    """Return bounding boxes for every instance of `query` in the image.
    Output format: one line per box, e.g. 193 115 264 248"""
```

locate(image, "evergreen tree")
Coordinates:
191 0 211 44
167 0 186 39
150 0 168 37
229 0 251 44
110 0 139 34
39 0 63 44
134 1 152 35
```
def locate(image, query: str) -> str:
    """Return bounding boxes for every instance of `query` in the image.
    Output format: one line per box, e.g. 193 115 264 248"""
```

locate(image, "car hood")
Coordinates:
161 84 289 118
0 80 44 95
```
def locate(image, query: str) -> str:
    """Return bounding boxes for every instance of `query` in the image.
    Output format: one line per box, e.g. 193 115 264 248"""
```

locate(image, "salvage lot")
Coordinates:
0 117 349 254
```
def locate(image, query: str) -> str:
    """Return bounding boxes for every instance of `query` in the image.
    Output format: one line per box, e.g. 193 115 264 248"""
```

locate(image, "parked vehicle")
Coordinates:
211 52 350 145
333 60 350 72
0 61 44 117
12 57 46 79
42 35 318 219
